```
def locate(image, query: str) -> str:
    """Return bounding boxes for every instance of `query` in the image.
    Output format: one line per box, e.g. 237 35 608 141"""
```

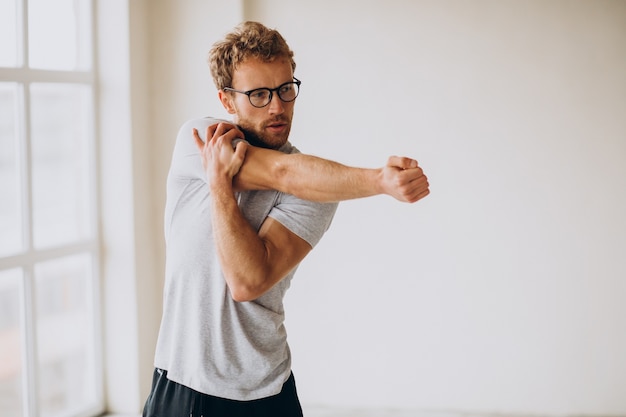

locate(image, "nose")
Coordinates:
267 92 284 114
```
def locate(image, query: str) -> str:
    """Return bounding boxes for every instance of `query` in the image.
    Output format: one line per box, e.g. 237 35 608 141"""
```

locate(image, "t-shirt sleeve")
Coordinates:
268 194 338 248
169 117 234 181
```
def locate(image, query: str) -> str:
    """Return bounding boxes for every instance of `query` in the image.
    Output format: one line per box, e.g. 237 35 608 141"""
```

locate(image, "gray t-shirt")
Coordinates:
153 117 338 401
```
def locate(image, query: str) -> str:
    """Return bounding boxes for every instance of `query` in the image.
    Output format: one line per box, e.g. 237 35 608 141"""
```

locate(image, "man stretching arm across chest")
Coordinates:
143 21 429 417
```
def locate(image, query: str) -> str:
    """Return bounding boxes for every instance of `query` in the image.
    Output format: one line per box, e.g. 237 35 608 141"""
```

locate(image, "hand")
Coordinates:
381 156 430 203
193 123 248 189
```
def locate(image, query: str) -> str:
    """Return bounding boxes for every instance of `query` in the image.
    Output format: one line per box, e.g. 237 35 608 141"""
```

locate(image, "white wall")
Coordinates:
142 0 626 415
98 0 143 412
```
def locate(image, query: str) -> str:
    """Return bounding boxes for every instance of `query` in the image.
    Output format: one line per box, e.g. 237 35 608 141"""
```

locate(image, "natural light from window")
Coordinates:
0 1 102 416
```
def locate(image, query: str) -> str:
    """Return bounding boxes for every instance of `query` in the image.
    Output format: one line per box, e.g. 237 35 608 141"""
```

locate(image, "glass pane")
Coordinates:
0 0 18 67
0 268 25 417
28 0 91 70
0 83 23 256
30 83 93 249
34 254 97 417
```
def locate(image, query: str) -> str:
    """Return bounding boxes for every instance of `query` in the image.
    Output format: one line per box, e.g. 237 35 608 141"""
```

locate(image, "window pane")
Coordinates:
28 0 91 70
34 254 97 417
30 83 93 249
0 83 23 256
0 268 25 417
0 0 18 67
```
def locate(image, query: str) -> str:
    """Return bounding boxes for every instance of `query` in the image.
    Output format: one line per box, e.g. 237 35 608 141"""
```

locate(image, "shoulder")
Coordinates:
177 116 232 138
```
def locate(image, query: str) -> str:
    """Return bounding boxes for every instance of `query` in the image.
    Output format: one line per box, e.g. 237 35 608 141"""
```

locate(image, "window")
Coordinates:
0 1 103 416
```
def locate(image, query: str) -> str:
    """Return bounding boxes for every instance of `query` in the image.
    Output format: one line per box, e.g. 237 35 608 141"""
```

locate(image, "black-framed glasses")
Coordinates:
223 77 301 108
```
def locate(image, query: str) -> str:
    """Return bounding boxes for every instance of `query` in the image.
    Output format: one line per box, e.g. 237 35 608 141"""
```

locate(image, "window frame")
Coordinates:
0 0 104 416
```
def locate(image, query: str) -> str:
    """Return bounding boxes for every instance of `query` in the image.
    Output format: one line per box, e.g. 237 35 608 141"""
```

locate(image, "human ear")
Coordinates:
218 90 236 114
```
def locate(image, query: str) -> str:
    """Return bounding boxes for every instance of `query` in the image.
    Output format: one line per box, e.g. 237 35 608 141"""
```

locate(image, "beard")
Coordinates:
236 115 292 150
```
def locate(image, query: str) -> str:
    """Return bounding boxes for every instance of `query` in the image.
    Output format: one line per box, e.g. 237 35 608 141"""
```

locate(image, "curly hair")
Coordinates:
208 21 296 90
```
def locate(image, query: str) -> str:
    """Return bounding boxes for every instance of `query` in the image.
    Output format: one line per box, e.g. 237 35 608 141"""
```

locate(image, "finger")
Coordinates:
207 124 218 143
234 140 248 161
214 122 229 138
219 122 245 140
401 175 429 201
223 128 245 144
233 126 245 140
411 180 430 202
402 183 428 203
387 155 418 170
410 174 429 191
215 122 239 138
193 128 205 150
397 166 424 183
220 122 237 132
415 188 430 202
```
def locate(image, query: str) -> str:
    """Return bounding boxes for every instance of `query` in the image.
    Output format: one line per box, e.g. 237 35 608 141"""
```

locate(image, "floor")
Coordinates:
106 408 462 417
304 407 459 417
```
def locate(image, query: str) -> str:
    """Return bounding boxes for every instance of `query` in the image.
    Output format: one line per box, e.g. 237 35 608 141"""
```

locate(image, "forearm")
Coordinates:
197 125 428 204
276 153 384 202
210 181 271 301
234 147 385 202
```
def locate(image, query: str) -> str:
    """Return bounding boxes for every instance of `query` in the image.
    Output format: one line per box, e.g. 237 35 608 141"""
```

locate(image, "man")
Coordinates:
143 21 429 417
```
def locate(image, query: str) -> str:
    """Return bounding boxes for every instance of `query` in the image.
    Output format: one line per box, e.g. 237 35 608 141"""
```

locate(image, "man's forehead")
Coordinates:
236 55 291 68
232 58 293 88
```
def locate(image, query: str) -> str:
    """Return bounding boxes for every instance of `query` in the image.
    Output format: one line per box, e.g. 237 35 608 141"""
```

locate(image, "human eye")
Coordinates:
249 89 270 100
279 83 293 94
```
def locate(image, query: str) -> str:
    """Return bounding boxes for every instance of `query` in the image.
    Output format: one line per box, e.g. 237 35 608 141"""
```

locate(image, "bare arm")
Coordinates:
193 122 430 301
195 126 313 301
211 191 312 301
193 123 430 203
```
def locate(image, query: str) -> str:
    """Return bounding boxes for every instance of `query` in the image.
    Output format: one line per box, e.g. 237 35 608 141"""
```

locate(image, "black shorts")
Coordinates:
142 368 304 417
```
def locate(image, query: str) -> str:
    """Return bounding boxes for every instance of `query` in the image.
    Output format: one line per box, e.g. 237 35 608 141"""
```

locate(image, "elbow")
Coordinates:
229 285 257 302
271 155 308 197
272 160 294 194
226 269 282 302
227 277 266 303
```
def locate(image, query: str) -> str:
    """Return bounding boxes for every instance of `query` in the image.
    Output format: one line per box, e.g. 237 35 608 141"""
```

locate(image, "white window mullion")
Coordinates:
20 266 39 417
0 241 98 271
0 68 93 84
89 0 105 406
17 0 27 69
16 0 39 413
18 82 32 271
20 75 41 417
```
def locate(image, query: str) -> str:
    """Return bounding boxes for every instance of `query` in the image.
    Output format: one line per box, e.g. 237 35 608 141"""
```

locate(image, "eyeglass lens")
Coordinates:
249 81 299 107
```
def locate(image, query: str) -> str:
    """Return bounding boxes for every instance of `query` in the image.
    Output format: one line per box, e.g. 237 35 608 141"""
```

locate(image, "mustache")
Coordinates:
263 116 290 126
